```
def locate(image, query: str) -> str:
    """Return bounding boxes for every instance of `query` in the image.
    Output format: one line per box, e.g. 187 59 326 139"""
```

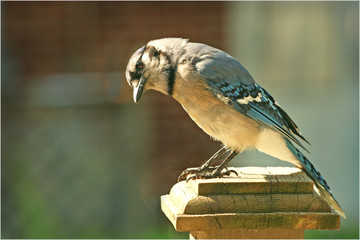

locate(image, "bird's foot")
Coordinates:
177 166 217 182
178 167 238 182
185 168 238 182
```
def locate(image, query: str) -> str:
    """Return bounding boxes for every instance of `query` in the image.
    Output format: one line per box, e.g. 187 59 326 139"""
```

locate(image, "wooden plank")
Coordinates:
169 181 330 214
188 167 313 195
161 194 340 232
176 212 340 232
182 193 331 214
189 229 304 239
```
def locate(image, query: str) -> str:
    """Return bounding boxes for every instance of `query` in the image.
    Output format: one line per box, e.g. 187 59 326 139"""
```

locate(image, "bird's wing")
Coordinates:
192 46 309 151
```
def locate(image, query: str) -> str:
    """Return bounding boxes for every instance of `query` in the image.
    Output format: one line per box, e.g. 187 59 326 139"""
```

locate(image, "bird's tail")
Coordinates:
286 140 346 218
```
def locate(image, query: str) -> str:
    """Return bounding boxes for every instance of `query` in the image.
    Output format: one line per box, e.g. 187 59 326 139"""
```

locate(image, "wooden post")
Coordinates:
161 167 341 239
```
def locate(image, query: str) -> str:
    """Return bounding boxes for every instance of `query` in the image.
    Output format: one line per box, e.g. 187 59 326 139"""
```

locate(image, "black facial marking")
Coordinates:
129 70 141 80
128 45 146 81
161 52 177 96
167 65 176 96
154 49 160 58
136 60 143 70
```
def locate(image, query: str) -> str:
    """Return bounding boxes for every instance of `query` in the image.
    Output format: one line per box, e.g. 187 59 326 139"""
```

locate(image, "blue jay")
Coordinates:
126 38 345 218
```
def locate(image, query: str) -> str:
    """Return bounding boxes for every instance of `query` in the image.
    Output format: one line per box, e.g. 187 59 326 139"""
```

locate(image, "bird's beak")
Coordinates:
133 76 146 103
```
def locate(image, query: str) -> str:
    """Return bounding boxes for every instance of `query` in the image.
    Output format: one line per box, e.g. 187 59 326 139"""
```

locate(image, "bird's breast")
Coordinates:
172 76 261 152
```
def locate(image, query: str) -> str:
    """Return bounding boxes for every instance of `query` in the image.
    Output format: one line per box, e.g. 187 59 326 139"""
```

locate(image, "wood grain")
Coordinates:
189 229 304 239
188 167 314 195
160 167 342 239
161 195 340 232
170 181 330 214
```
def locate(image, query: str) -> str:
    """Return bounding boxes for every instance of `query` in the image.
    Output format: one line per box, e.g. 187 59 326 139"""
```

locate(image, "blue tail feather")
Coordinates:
286 140 346 218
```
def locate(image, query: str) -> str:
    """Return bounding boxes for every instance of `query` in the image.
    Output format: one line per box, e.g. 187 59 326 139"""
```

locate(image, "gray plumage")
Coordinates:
126 37 345 218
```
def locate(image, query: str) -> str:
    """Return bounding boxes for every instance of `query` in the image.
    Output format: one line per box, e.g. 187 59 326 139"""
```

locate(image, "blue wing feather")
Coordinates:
208 80 309 152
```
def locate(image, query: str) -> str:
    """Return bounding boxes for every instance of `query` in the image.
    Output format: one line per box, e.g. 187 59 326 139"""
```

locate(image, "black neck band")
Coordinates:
167 65 176 96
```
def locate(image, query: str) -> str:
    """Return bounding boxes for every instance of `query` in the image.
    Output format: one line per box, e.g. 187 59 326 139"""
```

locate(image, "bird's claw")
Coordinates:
178 167 238 182
177 167 216 182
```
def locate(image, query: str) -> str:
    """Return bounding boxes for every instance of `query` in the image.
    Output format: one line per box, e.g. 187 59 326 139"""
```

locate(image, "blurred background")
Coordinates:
1 2 358 239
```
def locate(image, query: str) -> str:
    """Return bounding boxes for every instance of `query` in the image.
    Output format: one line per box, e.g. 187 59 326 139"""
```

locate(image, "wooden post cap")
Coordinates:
161 167 341 239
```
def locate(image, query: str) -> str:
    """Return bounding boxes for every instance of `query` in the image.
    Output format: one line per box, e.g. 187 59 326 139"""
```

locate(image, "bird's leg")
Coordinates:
177 146 230 182
185 150 239 181
198 146 231 171
210 150 239 176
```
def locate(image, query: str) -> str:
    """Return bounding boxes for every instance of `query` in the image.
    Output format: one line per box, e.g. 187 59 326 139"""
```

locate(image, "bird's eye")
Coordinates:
136 60 143 70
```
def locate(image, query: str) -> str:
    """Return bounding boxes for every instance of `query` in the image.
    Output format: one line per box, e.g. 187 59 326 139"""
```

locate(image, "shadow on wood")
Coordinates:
161 167 341 239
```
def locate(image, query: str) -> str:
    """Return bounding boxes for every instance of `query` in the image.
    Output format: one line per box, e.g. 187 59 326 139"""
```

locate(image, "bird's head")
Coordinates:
126 38 189 103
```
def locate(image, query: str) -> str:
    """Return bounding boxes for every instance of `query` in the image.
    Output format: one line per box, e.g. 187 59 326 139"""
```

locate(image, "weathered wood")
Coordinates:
189 229 304 239
160 167 341 239
170 181 331 214
188 167 314 195
161 195 340 231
